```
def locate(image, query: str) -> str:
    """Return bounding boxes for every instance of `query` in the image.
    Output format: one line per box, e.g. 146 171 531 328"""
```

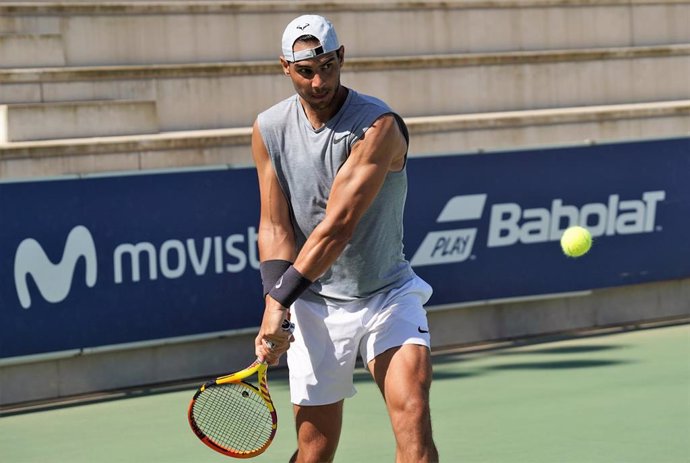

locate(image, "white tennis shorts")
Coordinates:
287 274 433 406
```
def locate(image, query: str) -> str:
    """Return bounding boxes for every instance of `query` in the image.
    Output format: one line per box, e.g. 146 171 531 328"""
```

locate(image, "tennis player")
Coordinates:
252 14 439 463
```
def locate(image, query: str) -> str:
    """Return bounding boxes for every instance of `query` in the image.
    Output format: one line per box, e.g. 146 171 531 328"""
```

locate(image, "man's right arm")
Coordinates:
252 119 296 263
251 119 296 363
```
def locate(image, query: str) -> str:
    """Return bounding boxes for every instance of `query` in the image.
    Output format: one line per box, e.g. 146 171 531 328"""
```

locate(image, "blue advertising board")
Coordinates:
406 137 690 306
1 168 263 359
1 137 689 358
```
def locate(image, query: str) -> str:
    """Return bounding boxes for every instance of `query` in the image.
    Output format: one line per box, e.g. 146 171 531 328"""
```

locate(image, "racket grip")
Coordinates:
265 319 295 350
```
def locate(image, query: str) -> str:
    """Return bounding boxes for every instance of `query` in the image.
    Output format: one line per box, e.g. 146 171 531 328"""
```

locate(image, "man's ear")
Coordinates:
280 57 291 76
337 46 345 64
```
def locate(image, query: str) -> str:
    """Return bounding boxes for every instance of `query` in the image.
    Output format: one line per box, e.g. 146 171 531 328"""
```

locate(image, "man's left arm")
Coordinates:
290 114 407 280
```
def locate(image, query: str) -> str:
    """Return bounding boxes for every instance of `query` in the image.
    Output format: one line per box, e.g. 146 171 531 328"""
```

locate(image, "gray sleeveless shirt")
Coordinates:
257 89 414 301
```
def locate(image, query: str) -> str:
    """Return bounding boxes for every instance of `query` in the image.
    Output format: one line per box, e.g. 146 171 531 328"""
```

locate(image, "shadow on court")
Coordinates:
485 359 632 370
497 344 629 355
346 339 635 384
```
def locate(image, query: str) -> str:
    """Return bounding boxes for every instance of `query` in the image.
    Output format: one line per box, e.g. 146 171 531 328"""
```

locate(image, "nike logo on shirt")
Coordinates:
333 134 348 144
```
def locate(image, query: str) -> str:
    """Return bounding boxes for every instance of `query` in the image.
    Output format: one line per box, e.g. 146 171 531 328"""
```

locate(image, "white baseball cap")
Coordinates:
281 14 340 62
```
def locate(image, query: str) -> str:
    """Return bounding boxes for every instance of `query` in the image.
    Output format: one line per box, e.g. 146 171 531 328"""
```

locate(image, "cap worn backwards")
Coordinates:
282 14 340 63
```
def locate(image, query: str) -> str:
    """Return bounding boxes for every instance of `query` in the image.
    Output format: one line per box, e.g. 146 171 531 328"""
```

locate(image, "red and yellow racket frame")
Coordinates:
187 360 278 459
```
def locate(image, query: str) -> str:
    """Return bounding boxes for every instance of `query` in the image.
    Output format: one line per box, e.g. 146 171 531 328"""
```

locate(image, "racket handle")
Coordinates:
265 319 295 350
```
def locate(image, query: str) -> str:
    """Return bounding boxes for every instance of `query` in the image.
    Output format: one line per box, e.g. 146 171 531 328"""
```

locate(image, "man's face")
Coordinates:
282 41 344 112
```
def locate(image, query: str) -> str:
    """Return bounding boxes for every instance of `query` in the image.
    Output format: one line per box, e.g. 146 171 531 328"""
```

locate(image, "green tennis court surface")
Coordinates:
2 323 688 462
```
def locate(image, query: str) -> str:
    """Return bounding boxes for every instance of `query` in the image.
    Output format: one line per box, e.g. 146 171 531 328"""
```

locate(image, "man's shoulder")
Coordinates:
259 94 298 124
349 90 392 113
345 89 408 143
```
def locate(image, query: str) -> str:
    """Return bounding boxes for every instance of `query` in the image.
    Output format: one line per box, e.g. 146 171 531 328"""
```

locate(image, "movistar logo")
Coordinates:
14 225 97 309
411 191 665 267
12 225 261 310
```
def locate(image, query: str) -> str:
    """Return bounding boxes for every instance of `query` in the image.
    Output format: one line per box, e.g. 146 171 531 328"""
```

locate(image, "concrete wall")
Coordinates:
2 101 688 179
0 99 158 142
0 1 688 66
0 1 687 146
1 46 688 132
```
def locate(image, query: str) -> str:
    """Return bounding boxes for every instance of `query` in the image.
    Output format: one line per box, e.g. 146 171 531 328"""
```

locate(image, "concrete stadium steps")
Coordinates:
0 1 688 65
0 33 65 68
1 100 687 179
407 101 690 156
0 100 158 142
1 45 687 131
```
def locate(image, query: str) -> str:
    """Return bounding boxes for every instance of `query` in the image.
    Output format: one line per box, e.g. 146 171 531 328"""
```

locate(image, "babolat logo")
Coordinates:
487 191 665 247
14 225 97 309
411 191 665 266
410 194 486 266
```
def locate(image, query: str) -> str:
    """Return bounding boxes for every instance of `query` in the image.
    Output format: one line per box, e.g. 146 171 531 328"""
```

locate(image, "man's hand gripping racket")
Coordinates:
187 319 295 458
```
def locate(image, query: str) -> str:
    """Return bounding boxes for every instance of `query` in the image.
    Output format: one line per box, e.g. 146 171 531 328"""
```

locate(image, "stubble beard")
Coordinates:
306 81 342 112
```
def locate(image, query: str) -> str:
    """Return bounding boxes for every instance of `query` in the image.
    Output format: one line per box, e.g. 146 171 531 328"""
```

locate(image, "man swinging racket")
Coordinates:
252 14 439 463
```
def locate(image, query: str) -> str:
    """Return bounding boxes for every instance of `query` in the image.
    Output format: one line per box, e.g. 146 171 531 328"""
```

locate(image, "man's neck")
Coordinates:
301 86 349 129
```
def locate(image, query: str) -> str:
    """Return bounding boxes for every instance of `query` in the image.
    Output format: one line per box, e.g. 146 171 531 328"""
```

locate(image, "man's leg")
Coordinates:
369 344 438 463
289 400 344 463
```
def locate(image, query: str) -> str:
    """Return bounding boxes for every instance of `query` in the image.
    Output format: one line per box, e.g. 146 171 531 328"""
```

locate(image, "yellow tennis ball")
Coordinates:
560 226 592 257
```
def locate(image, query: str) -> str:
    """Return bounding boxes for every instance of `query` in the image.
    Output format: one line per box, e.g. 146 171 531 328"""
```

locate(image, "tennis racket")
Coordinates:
188 319 294 458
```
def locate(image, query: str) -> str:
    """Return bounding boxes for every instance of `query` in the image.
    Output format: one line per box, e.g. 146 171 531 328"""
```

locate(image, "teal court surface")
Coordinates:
1 323 688 462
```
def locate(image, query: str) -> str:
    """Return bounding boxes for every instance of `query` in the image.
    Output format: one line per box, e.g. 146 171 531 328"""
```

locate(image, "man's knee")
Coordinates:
293 402 343 463
389 392 433 433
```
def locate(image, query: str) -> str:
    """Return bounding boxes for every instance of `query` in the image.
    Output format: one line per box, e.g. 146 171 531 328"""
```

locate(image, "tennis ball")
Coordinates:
560 226 592 257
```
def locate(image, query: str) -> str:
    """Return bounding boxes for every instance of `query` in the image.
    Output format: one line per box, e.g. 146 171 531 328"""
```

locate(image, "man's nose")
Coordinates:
312 72 325 89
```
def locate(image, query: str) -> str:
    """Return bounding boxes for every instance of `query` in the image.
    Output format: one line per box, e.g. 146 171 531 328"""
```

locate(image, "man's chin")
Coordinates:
308 96 332 110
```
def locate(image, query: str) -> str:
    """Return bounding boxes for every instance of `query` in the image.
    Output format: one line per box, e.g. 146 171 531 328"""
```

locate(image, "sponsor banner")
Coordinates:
1 168 263 358
1 137 689 358
405 137 690 306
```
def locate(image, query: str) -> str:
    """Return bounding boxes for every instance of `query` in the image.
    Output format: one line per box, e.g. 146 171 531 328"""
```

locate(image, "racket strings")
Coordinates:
192 382 274 453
